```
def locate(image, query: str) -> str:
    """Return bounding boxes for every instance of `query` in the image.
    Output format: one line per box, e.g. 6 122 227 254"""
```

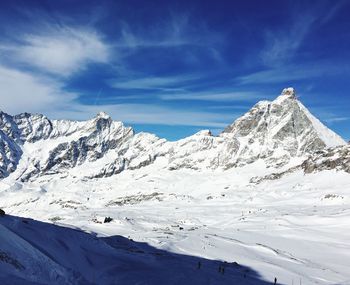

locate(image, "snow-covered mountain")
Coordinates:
0 87 346 182
222 87 345 166
1 87 350 285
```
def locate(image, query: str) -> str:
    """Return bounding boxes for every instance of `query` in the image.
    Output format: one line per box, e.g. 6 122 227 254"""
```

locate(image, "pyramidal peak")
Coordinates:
273 87 297 104
281 87 296 97
222 87 345 158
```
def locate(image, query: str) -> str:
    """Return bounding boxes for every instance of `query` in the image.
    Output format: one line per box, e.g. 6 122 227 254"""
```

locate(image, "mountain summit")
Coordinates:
222 88 345 166
280 87 296 97
0 88 346 181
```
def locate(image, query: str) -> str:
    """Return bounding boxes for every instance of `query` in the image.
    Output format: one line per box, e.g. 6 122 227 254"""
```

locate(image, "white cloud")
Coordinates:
0 65 77 114
0 10 239 131
2 26 110 76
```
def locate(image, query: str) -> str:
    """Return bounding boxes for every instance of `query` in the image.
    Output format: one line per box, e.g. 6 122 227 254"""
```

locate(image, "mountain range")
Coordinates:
0 87 347 183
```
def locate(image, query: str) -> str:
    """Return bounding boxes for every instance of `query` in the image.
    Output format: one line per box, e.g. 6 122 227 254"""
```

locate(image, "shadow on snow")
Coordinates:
0 215 275 285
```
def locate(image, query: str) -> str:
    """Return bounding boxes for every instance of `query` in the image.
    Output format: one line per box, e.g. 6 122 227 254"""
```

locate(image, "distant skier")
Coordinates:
274 277 277 284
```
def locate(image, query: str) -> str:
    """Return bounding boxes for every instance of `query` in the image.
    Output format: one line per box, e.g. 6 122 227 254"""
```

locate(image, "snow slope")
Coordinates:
0 214 275 285
1 165 350 284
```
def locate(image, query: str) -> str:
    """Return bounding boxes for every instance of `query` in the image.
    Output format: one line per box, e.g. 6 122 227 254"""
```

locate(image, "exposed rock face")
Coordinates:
0 88 346 181
14 113 53 143
16 113 139 181
302 145 350 174
168 131 240 170
0 112 22 178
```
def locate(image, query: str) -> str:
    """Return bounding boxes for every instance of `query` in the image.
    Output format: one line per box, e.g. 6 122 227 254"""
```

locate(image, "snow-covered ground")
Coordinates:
1 162 350 284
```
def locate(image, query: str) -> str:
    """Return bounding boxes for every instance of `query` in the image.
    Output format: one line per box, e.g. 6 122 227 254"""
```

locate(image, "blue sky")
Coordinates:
0 0 349 140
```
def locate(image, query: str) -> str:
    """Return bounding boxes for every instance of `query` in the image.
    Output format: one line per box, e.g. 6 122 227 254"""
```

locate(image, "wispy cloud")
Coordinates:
117 14 223 49
260 14 317 67
319 0 348 25
109 75 198 91
237 65 317 85
160 91 264 102
237 61 350 85
260 2 346 68
236 2 350 86
0 63 238 129
108 13 225 72
109 74 266 103
309 106 350 125
47 103 236 128
1 26 110 76
324 117 350 123
118 20 190 48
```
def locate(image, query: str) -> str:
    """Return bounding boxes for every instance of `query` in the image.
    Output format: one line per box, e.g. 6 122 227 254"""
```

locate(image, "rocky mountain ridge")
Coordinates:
0 88 346 182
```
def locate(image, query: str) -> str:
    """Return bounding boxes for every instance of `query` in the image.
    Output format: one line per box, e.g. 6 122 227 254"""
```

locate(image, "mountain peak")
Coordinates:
280 87 296 98
221 87 345 165
95 111 110 119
